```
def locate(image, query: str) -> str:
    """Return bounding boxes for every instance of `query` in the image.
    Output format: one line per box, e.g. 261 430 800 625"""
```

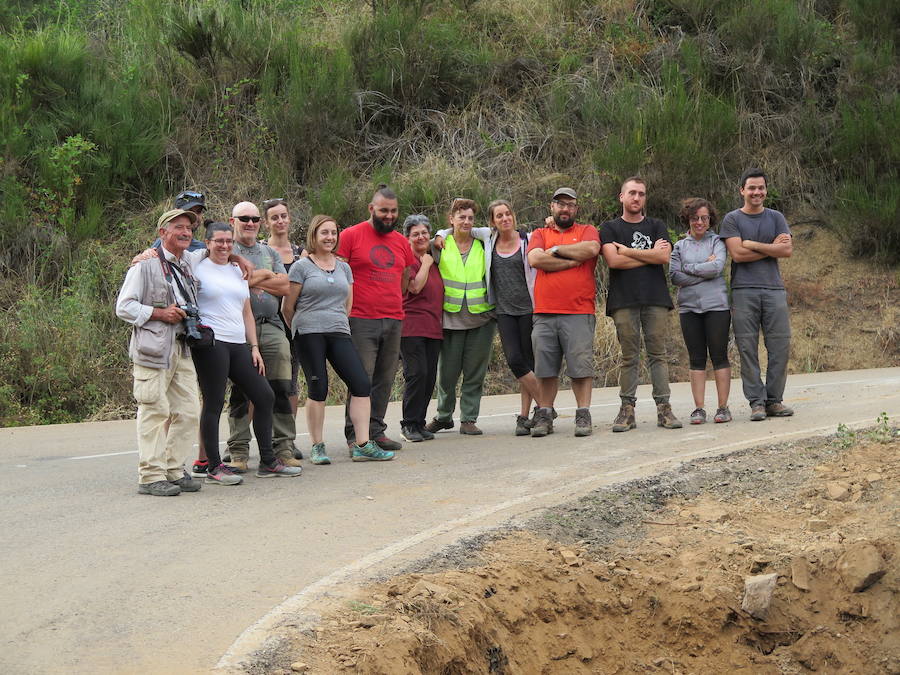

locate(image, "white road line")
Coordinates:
68 450 138 460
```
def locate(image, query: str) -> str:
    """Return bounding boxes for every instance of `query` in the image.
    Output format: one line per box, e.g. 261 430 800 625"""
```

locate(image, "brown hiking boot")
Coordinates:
425 417 454 434
657 403 682 429
574 407 592 437
460 421 483 435
612 403 636 432
530 407 553 437
765 402 794 417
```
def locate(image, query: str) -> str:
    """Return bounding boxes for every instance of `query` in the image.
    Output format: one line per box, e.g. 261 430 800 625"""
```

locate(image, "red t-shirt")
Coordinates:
527 223 599 314
337 221 415 320
401 258 444 339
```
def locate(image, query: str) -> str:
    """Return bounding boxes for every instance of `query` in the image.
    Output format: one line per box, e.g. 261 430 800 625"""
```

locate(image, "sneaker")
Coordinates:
460 421 483 435
373 435 403 451
400 425 425 443
515 415 531 436
225 458 248 473
424 417 454 434
171 470 201 492
310 442 331 465
351 440 395 462
750 404 767 421
418 424 435 441
530 407 553 438
206 464 243 486
689 408 707 425
190 460 208 478
714 406 732 423
138 480 181 496
574 407 592 436
765 402 794 417
256 460 303 478
612 403 636 432
657 403 683 429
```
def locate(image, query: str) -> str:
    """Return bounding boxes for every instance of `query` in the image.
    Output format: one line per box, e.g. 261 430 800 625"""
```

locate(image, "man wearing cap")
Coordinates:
116 209 205 496
223 201 300 471
600 176 682 432
526 187 601 437
152 190 208 252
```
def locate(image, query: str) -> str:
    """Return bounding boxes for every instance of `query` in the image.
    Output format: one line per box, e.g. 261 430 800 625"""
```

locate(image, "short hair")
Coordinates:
371 184 397 203
403 214 431 237
205 221 233 240
678 198 718 230
261 198 287 221
486 200 517 229
449 197 479 219
740 168 767 188
620 175 646 192
306 214 339 254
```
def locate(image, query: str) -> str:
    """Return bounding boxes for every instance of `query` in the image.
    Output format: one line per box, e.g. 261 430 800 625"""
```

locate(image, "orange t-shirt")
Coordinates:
527 223 599 314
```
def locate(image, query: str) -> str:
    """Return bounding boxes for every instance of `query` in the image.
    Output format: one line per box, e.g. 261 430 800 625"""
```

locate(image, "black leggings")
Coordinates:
192 341 276 469
496 313 534 378
679 310 732 371
294 333 371 402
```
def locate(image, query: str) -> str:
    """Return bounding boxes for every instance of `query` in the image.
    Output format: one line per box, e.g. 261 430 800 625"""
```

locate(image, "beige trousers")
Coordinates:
134 351 200 484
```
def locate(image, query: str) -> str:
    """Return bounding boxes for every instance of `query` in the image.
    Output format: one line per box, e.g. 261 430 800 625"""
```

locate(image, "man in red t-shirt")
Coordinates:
337 186 415 450
526 187 600 437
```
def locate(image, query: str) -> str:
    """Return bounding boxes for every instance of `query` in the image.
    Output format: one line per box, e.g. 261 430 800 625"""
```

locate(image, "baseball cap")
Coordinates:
174 190 206 211
552 187 577 201
157 208 199 230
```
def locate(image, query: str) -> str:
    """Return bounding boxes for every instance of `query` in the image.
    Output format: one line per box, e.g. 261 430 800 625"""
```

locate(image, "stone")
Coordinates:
865 472 882 484
741 573 778 620
825 481 851 501
749 557 771 573
619 594 633 609
560 549 580 566
807 518 829 532
790 632 832 671
791 556 812 591
290 663 309 673
838 599 870 618
836 543 886 592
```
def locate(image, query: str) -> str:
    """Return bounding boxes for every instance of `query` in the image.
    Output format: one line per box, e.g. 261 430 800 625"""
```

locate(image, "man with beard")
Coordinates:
337 186 416 451
601 176 682 432
526 188 601 437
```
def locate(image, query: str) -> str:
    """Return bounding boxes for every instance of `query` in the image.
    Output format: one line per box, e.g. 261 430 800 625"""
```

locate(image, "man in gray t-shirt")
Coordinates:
720 169 794 421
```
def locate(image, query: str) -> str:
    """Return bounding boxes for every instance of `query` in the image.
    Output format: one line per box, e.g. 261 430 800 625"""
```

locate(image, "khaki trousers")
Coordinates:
134 350 200 484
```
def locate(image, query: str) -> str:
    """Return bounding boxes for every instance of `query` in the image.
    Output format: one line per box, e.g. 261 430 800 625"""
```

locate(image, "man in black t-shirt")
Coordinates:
600 176 682 432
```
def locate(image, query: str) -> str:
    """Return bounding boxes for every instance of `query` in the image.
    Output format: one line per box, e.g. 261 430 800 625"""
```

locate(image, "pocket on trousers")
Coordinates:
133 369 162 405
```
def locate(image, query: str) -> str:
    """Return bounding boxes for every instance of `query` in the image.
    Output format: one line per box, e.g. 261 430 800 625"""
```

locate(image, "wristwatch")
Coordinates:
549 246 560 257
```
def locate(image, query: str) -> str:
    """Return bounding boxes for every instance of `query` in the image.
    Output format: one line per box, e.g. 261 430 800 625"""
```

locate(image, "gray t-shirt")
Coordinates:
287 257 354 336
232 240 286 327
491 248 532 316
719 208 790 290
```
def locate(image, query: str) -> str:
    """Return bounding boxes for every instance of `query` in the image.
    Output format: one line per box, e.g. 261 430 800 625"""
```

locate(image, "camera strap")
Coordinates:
156 247 198 305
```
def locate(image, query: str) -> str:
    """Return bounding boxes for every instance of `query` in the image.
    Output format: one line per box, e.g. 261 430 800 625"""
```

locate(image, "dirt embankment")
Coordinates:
274 428 899 674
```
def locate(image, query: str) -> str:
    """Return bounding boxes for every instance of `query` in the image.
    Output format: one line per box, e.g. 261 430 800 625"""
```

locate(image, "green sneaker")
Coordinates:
310 442 331 465
351 440 395 462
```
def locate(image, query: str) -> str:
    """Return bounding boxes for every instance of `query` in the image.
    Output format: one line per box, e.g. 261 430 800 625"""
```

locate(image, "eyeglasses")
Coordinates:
552 199 577 209
689 215 711 223
210 238 234 246
235 215 261 223
262 198 287 209
176 190 204 201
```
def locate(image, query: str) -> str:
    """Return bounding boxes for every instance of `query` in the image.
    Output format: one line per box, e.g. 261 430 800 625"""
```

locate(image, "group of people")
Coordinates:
117 168 794 496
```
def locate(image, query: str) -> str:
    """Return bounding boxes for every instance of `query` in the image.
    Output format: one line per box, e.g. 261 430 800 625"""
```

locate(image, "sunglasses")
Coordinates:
235 215 261 223
262 198 287 209
177 190 204 201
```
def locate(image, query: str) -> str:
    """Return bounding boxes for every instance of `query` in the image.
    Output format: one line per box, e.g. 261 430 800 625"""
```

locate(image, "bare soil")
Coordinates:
270 426 899 674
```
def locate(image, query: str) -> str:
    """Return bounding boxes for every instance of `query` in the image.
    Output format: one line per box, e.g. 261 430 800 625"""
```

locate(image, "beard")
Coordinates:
372 215 395 234
553 214 574 229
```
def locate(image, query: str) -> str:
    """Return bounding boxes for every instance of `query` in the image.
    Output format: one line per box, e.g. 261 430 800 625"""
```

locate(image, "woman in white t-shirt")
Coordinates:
191 222 302 484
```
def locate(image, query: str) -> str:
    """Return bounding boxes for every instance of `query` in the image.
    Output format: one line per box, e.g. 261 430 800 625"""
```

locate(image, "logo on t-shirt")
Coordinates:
631 232 652 250
370 245 396 269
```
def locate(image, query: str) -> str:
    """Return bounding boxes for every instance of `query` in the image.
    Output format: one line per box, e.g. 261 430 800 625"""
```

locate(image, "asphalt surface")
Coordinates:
1 368 898 674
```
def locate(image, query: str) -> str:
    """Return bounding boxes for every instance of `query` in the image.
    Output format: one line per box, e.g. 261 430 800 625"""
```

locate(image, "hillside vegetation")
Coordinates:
0 0 897 425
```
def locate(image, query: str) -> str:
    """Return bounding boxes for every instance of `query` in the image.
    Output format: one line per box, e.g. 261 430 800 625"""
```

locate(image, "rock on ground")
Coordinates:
836 542 887 592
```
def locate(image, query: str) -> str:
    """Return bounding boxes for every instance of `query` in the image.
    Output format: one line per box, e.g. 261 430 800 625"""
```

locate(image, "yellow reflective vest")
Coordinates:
438 235 494 314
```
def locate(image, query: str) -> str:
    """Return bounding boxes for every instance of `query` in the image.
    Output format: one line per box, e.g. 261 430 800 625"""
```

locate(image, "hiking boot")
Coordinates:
750 404 767 421
206 464 243 486
574 407 592 437
225 458 248 473
714 407 732 423
256 460 302 478
190 460 208 478
530 407 553 438
292 445 304 460
171 470 201 492
373 435 403 451
612 403 636 432
424 417 454 434
657 403 682 429
138 480 181 496
689 408 707 425
400 425 425 443
351 440 395 462
460 421 483 435
277 456 303 468
765 402 794 417
515 415 531 436
310 442 331 465
418 424 435 441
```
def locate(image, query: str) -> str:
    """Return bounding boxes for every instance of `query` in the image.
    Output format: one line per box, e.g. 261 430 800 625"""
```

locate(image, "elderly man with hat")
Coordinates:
151 190 209 253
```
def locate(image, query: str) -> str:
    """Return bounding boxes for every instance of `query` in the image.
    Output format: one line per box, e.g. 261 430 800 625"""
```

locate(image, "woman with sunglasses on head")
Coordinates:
190 222 303 484
281 216 393 464
669 198 732 425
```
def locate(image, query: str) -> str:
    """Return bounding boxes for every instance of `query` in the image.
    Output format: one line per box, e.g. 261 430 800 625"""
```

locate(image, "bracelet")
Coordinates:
250 344 259 348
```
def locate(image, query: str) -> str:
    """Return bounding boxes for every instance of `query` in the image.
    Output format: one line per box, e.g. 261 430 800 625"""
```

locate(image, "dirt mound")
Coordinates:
276 433 898 674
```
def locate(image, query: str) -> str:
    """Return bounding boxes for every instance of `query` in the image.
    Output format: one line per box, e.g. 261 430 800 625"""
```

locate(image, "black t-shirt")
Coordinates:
599 216 674 316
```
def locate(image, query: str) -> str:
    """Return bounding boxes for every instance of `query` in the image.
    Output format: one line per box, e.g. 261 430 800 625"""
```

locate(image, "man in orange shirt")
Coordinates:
526 188 601 437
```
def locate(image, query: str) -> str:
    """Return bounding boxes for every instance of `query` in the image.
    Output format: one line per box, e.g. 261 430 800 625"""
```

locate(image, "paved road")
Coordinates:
1 368 898 674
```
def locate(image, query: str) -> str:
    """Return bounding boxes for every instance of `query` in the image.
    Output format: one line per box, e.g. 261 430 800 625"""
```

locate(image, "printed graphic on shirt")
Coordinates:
632 231 652 250
369 245 397 282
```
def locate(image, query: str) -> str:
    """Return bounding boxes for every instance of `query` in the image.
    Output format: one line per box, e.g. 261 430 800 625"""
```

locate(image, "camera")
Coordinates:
180 303 203 342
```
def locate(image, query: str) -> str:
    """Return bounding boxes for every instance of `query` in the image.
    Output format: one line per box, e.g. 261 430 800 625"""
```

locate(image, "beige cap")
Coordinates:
157 208 199 230
552 187 577 200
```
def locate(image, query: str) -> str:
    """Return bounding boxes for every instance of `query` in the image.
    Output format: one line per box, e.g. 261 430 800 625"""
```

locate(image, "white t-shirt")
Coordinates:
194 258 249 344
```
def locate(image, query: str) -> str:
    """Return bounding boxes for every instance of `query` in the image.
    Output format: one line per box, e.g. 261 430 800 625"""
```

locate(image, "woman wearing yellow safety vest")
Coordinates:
424 199 496 436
